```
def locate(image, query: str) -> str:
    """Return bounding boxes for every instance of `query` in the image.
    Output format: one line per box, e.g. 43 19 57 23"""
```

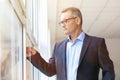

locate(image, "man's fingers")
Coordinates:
26 47 37 57
26 52 32 57
26 47 32 57
30 47 36 55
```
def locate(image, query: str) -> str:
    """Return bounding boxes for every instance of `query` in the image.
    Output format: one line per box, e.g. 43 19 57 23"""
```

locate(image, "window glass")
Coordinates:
26 0 56 80
0 1 23 80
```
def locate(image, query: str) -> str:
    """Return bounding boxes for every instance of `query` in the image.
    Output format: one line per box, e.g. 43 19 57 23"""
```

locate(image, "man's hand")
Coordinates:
26 47 37 57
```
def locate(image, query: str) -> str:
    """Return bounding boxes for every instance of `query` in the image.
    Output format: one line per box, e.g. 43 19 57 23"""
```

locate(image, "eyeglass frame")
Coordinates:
59 17 77 26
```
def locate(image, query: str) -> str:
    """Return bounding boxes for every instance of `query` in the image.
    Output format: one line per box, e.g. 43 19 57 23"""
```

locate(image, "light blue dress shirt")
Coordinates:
66 32 85 80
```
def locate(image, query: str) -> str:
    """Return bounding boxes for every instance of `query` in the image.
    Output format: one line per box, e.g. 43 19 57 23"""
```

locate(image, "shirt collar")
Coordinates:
67 32 85 42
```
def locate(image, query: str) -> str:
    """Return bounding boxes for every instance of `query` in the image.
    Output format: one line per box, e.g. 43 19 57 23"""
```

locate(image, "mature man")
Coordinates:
26 7 115 80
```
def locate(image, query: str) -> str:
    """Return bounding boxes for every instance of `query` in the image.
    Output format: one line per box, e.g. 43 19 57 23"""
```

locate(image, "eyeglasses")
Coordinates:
59 17 77 26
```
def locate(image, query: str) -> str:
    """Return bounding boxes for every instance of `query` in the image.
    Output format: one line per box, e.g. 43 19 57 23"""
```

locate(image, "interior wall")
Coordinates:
105 38 120 80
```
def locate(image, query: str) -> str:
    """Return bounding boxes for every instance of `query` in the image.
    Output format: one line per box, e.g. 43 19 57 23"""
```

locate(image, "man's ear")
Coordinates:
76 17 81 25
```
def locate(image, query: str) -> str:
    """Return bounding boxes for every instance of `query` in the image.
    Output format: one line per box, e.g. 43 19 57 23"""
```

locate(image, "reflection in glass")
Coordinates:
0 1 23 79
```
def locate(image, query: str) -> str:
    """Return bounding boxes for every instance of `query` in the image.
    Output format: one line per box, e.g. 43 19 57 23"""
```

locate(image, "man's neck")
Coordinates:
69 30 83 42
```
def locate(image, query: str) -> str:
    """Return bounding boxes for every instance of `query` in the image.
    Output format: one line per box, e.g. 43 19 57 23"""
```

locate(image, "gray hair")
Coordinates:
61 7 83 25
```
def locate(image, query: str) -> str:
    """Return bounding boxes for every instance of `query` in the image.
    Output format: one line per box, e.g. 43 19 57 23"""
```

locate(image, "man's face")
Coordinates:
60 11 80 35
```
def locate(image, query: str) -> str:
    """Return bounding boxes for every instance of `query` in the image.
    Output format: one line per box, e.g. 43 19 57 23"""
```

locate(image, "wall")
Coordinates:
105 38 120 80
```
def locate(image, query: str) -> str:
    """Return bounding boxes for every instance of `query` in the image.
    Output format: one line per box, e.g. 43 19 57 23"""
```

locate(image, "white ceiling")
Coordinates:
48 0 120 42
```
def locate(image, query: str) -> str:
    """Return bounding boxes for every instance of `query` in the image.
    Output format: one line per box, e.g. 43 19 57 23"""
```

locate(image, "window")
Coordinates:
0 0 23 80
26 0 56 80
0 0 26 80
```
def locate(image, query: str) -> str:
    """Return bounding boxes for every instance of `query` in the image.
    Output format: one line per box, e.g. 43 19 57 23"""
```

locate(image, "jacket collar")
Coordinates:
79 34 91 65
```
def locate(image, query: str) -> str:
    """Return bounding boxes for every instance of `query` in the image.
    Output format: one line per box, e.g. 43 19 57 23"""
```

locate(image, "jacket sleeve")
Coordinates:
98 38 115 80
27 52 56 77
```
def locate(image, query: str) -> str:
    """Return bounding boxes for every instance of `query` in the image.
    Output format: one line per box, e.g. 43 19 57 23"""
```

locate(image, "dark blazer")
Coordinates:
28 34 115 80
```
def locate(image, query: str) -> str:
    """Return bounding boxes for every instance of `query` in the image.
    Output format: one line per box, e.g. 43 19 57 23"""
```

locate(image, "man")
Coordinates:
26 7 115 80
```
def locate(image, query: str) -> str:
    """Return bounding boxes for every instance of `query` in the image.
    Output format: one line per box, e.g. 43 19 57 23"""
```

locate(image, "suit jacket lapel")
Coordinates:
79 34 91 66
61 40 67 80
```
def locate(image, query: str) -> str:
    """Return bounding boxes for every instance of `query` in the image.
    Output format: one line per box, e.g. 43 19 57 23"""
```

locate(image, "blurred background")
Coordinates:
0 0 120 80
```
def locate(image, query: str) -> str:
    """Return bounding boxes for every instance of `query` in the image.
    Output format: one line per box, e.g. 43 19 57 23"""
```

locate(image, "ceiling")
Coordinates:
48 0 120 42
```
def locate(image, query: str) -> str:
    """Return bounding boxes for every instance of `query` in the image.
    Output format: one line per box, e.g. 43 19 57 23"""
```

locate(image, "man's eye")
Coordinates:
64 20 67 23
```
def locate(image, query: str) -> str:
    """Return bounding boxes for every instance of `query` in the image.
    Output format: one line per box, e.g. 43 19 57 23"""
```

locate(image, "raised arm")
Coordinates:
26 47 56 76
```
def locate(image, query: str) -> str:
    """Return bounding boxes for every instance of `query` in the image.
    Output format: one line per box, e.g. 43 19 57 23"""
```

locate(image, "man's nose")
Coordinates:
61 23 66 28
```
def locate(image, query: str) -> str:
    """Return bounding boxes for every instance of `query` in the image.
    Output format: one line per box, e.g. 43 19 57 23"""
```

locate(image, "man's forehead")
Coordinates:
60 11 72 19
